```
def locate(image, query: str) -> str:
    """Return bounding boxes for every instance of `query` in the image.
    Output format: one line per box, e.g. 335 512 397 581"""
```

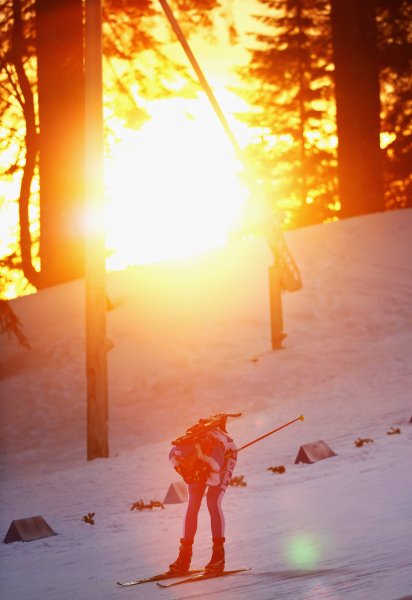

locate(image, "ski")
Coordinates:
117 570 203 587
156 568 250 588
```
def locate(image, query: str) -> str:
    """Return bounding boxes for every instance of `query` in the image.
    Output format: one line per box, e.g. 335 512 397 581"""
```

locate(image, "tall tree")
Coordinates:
35 0 85 287
1 0 39 291
376 0 411 210
330 0 384 217
236 0 337 228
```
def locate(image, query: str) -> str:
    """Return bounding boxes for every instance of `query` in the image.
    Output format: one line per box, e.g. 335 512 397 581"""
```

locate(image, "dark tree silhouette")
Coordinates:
330 0 384 217
376 0 412 210
237 0 408 223
235 0 337 228
1 0 40 290
35 0 85 287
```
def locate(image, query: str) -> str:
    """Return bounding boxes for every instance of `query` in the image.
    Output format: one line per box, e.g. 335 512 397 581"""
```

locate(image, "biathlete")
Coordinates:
168 413 240 574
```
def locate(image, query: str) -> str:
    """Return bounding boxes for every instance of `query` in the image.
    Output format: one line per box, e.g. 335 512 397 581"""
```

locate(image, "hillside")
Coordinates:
0 209 411 599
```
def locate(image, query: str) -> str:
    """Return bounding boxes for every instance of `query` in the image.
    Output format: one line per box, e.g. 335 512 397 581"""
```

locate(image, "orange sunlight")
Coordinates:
104 92 249 270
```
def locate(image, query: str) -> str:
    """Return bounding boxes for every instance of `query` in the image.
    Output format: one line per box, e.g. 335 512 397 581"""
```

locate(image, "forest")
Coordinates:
0 0 411 301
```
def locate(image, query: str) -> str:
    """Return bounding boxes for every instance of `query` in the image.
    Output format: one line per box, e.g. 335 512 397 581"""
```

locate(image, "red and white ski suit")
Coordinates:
169 428 237 541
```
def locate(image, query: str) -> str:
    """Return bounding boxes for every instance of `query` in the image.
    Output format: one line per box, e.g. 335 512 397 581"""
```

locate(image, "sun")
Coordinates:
104 93 249 269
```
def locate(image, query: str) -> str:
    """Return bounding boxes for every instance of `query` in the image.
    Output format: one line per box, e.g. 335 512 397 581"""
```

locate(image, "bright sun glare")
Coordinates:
104 93 248 269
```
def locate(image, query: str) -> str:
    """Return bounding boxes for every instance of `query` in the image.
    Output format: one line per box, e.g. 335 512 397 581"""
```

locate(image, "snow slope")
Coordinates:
0 209 412 600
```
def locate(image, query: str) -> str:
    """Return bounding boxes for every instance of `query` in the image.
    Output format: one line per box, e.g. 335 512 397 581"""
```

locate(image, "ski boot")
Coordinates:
168 538 193 575
204 537 225 573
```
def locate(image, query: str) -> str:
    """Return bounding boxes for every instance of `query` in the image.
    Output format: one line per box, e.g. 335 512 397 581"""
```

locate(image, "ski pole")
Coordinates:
236 415 304 454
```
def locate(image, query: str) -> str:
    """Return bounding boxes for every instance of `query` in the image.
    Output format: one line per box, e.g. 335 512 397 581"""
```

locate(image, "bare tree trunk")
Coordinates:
331 0 384 217
35 0 85 287
11 0 41 288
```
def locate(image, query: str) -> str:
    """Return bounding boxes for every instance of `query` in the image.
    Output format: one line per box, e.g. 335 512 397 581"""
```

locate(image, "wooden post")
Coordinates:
84 0 109 460
268 265 286 349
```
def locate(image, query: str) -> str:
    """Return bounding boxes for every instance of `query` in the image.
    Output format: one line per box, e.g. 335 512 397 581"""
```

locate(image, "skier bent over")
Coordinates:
168 413 239 574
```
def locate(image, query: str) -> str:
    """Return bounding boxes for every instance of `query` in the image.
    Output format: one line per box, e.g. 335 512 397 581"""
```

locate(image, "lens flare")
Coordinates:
285 533 320 569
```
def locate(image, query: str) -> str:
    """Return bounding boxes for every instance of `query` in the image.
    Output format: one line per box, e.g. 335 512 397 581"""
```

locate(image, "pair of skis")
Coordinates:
117 567 249 588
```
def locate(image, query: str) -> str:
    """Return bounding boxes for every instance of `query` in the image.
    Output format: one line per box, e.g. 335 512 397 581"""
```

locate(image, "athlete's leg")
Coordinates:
205 485 226 572
206 485 226 538
182 482 206 541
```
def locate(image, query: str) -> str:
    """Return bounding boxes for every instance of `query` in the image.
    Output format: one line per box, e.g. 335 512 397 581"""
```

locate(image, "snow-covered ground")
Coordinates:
1 210 412 600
